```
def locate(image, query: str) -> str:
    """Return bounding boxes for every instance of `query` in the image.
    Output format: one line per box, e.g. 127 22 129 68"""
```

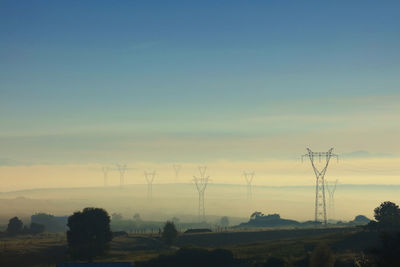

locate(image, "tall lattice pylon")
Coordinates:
243 171 255 200
193 166 210 222
116 164 127 188
144 171 156 200
326 179 338 220
302 148 338 225
102 166 110 187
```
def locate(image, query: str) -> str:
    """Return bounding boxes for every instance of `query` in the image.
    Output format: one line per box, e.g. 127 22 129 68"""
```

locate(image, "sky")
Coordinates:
0 1 399 190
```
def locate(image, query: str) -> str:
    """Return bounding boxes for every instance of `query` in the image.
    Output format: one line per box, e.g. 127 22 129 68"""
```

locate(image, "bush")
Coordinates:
7 217 23 236
309 242 335 267
67 207 112 261
374 201 400 228
162 221 178 246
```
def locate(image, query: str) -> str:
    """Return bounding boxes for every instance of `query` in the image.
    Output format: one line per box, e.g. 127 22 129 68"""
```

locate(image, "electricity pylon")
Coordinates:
326 179 338 220
102 166 110 187
243 171 255 200
193 166 210 222
198 165 207 177
116 164 127 188
302 148 338 225
144 171 156 200
173 164 181 181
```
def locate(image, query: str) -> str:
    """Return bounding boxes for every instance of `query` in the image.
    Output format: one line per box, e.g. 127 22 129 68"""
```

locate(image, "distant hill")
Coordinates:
236 213 302 228
235 213 370 228
349 215 371 225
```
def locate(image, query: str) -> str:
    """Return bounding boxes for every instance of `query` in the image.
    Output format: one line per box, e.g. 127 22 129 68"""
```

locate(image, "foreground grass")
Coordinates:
0 228 379 266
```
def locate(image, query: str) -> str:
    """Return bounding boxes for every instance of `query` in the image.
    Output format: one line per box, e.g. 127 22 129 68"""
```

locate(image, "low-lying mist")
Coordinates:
0 183 397 225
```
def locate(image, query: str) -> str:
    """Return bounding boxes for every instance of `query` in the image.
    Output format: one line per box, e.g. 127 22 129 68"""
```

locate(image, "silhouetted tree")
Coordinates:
374 201 400 228
309 242 335 267
361 202 400 266
162 221 178 246
250 211 264 220
67 207 112 261
7 217 23 236
220 216 229 227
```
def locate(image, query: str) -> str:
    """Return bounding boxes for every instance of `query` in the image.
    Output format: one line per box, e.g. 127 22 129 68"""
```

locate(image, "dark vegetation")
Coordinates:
110 216 213 234
67 207 113 261
309 242 335 267
184 228 212 234
5 216 45 236
367 201 400 229
29 222 45 235
1 201 400 266
357 201 400 266
161 221 178 246
237 212 370 228
7 216 23 235
135 247 248 267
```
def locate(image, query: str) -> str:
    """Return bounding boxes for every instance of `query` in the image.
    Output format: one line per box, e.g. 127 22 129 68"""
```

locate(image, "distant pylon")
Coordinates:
173 164 181 181
144 171 156 200
102 166 110 187
198 166 207 177
243 171 255 200
326 179 338 220
193 166 210 222
302 148 338 225
116 164 127 188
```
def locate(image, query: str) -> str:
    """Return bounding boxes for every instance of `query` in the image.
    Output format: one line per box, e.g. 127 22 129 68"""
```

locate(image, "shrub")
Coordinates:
374 201 400 228
7 217 23 236
309 242 335 267
162 221 178 246
67 207 112 261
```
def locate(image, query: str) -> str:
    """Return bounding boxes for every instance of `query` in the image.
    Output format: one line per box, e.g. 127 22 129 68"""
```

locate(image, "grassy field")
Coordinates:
0 227 380 266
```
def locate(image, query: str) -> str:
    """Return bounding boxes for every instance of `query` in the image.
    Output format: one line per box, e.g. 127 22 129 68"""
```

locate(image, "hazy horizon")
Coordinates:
1 1 399 224
1 182 397 223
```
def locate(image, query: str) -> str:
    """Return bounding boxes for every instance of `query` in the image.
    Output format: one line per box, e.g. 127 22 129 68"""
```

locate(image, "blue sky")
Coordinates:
0 1 399 163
